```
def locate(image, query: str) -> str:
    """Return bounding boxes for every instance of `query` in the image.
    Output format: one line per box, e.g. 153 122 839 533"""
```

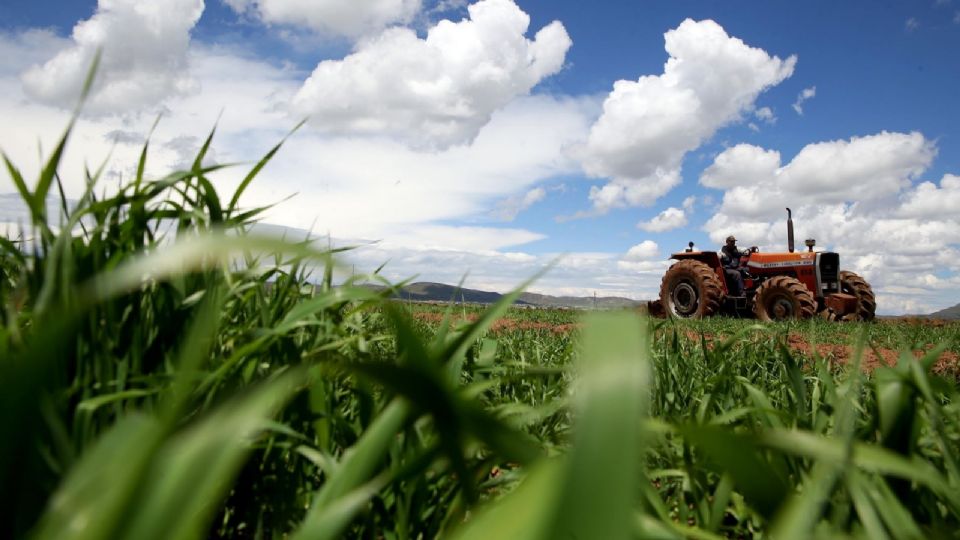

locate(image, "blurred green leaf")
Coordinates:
453 312 650 540
679 425 790 519
33 415 164 540
295 398 411 539
451 460 562 540
121 369 306 540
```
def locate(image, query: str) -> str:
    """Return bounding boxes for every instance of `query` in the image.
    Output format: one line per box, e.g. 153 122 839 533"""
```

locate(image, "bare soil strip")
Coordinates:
683 330 958 375
413 312 957 374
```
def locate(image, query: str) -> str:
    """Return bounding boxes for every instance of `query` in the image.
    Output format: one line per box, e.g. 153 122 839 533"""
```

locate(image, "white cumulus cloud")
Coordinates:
20 0 204 114
223 0 421 38
624 240 660 261
701 132 935 221
637 206 687 232
700 143 780 190
291 0 571 149
579 18 795 212
1 25 593 252
5 10 959 315
896 174 960 219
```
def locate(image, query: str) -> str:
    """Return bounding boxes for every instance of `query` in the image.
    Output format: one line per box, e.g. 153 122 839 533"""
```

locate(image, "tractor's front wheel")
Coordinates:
840 271 876 321
753 276 816 321
659 260 724 319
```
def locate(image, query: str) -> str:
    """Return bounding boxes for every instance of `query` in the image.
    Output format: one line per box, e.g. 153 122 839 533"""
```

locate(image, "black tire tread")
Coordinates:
647 299 666 319
752 275 817 321
658 260 724 319
839 270 876 322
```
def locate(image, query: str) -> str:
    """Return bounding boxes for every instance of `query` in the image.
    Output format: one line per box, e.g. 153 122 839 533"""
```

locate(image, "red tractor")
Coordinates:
653 209 876 321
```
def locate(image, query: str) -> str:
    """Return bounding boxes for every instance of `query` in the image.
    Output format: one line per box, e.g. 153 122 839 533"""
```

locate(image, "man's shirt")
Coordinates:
721 245 742 269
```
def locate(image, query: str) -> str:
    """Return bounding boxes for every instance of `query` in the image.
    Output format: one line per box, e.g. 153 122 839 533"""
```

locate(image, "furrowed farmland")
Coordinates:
3 121 960 540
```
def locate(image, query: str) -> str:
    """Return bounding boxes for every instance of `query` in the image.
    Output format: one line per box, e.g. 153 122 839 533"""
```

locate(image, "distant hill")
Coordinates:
391 282 508 305
927 302 960 320
517 290 641 309
374 281 640 309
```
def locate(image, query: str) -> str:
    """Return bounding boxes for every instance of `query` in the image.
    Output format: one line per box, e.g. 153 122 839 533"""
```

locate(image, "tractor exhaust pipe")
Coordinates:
786 208 795 253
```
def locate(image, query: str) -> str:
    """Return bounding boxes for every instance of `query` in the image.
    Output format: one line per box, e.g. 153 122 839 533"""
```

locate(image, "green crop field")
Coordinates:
2 103 960 539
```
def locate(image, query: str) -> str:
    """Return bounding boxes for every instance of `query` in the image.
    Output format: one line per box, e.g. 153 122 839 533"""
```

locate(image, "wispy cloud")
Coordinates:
428 0 469 15
905 17 920 31
792 86 816 115
754 106 776 124
492 187 547 221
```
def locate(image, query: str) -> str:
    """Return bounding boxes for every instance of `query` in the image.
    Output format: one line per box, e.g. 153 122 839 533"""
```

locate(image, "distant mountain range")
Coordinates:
374 281 641 309
376 282 960 318
927 302 960 320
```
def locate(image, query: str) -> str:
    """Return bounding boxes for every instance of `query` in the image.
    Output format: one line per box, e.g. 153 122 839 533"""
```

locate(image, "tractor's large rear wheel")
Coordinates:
839 271 876 321
753 276 816 321
659 260 724 319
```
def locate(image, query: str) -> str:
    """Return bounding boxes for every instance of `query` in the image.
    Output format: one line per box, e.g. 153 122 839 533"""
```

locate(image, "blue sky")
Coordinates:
1 0 959 314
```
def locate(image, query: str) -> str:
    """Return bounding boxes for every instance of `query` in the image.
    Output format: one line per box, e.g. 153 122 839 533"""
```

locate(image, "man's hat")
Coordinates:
726 235 736 243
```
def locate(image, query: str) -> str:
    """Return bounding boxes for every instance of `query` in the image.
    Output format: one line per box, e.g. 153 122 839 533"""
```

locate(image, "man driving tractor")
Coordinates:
652 209 876 321
720 235 749 296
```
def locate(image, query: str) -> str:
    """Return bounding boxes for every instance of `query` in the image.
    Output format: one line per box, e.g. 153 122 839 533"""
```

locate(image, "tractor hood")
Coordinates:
745 252 817 270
